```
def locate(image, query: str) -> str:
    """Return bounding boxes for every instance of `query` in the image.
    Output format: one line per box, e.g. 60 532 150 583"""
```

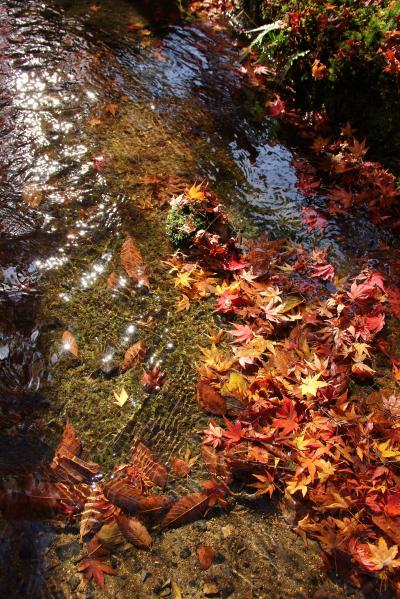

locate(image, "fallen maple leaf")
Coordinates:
121 341 145 372
78 559 117 591
113 387 129 407
142 367 165 392
300 372 328 397
62 331 78 357
367 537 400 571
197 545 215 570
226 323 255 344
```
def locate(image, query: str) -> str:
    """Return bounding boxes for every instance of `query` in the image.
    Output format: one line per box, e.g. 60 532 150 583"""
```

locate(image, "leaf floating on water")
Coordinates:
78 559 117 591
120 234 149 287
197 545 215 570
61 330 78 357
116 513 152 549
161 491 210 529
121 341 145 372
113 387 129 407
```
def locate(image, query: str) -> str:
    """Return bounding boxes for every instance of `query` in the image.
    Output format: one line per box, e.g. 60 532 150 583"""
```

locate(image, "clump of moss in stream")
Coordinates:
166 202 208 248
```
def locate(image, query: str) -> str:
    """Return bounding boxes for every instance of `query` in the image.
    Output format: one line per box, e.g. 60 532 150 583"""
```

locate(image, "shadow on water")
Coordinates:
0 0 397 596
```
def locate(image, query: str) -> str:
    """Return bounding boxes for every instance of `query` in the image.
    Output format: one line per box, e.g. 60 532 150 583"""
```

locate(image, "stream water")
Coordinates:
0 1 395 597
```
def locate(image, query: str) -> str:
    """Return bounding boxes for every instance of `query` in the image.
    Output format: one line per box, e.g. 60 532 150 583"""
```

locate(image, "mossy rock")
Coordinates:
166 204 208 248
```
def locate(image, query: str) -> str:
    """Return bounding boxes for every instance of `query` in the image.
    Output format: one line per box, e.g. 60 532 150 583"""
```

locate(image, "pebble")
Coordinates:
203 582 219 597
221 525 234 539
55 540 81 561
180 547 191 559
193 520 207 531
141 570 150 582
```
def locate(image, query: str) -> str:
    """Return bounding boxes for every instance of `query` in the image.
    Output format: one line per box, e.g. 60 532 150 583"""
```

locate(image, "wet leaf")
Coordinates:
107 270 118 289
113 387 129 407
120 235 149 287
142 367 165 392
131 437 168 488
78 559 117 591
61 331 78 357
121 341 145 372
197 380 227 415
103 478 141 513
116 513 152 549
197 545 215 570
162 492 210 528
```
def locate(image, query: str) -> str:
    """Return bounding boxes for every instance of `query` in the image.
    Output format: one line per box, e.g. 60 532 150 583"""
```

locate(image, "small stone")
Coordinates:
141 570 150 582
68 574 81 592
221 525 234 539
203 582 219 597
55 540 81 561
193 520 207 531
214 552 226 564
180 547 191 559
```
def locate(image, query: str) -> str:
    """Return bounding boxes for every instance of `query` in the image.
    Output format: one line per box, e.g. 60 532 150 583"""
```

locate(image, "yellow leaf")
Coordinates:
300 372 328 397
113 387 129 407
367 537 400 570
221 372 247 397
291 434 312 451
176 294 190 312
174 271 194 289
187 183 205 201
316 459 336 483
171 581 182 599
286 476 311 497
199 345 235 373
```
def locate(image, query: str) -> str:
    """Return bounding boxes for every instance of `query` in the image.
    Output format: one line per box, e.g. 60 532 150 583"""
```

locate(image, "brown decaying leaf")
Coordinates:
197 379 227 416
52 421 81 461
197 545 215 570
171 458 190 477
120 235 149 287
61 330 78 357
116 513 152 549
131 437 168 488
121 341 145 372
103 478 141 513
161 492 210 528
201 445 232 484
107 270 118 289
137 495 174 525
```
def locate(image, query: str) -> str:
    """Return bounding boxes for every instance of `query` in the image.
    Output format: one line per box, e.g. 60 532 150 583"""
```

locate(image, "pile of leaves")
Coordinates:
167 183 400 594
0 421 228 592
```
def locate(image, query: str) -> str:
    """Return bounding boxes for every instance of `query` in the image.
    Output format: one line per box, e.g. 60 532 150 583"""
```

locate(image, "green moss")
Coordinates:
166 204 208 248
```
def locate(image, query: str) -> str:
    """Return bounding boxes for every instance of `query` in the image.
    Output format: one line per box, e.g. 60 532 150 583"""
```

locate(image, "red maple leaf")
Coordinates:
272 398 299 436
226 323 255 344
310 263 335 281
78 559 117 591
266 94 285 117
301 207 328 232
215 292 244 314
142 367 165 392
223 418 245 445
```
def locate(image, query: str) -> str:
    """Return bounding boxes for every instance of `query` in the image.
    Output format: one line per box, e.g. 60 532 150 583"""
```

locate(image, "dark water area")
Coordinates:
0 0 397 597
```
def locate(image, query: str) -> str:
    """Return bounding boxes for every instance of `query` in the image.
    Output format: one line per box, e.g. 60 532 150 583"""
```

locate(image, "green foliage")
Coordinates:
166 204 207 248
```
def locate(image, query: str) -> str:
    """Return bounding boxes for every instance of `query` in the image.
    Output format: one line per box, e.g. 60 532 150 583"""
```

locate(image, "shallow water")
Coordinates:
0 0 395 596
